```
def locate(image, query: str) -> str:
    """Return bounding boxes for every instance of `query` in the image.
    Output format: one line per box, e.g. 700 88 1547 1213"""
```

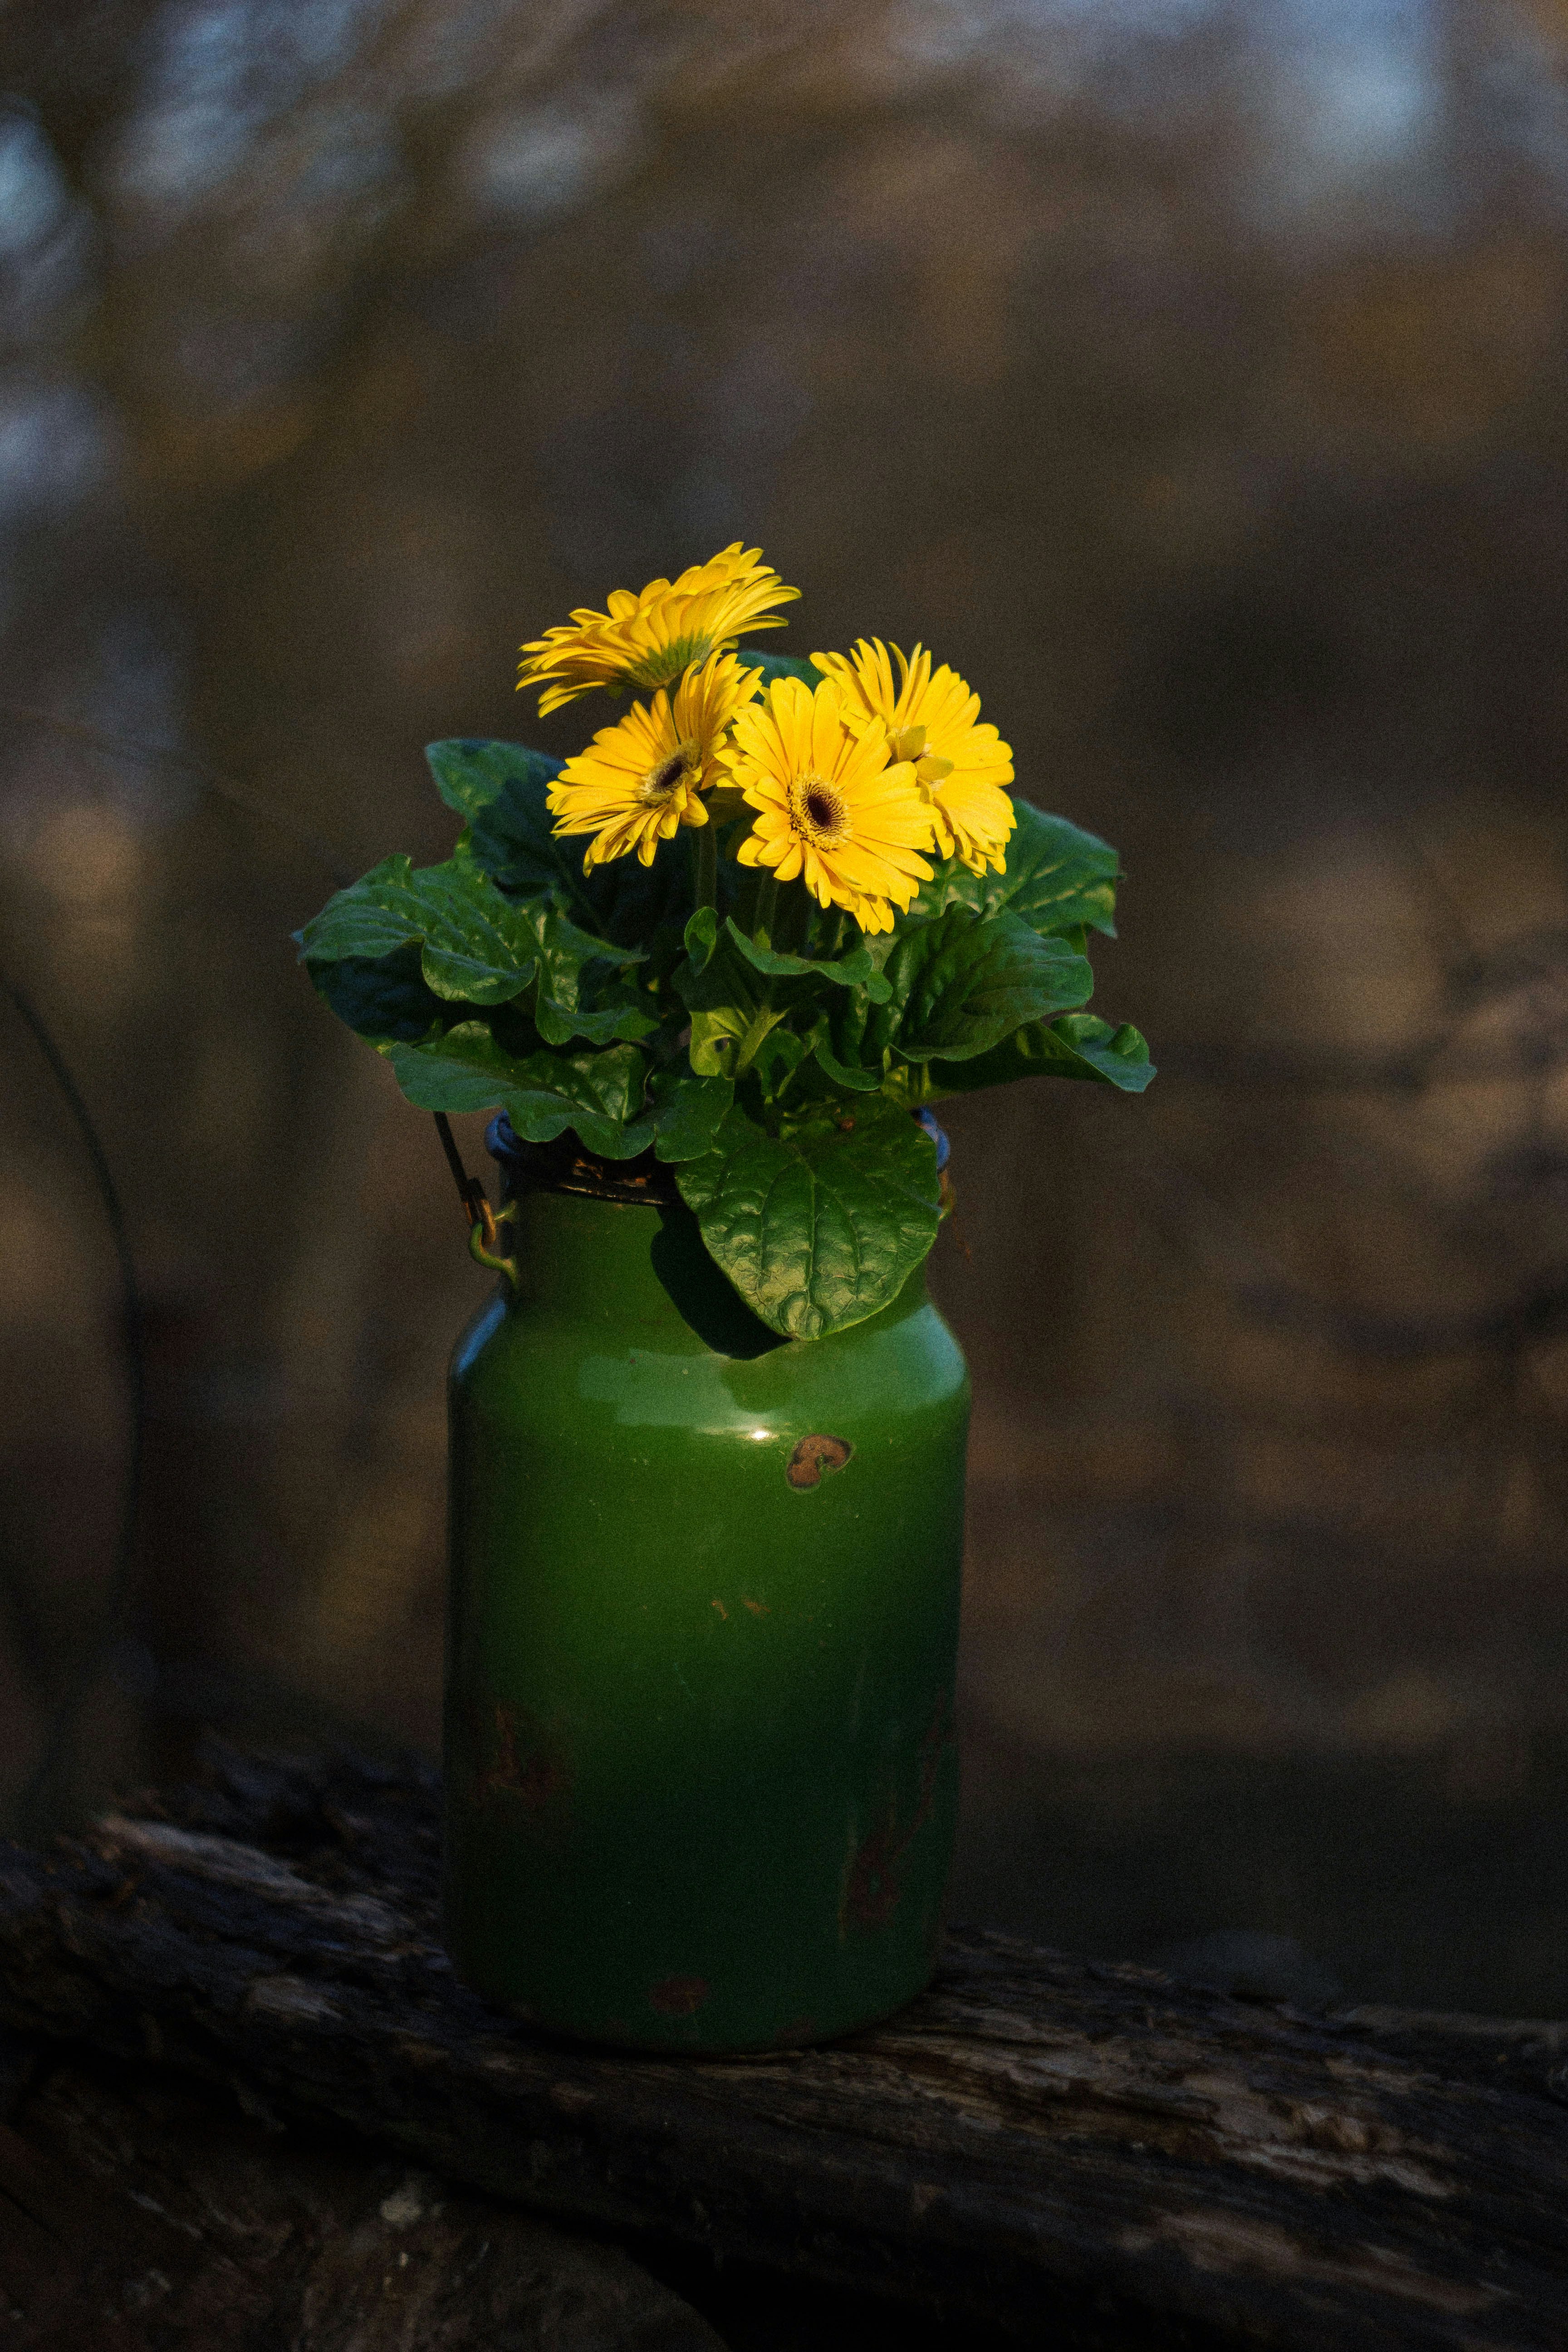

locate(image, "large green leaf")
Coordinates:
461 752 587 914
676 1104 940 1338
303 941 446 1043
817 904 1093 1082
921 1012 1156 1097
299 847 546 1006
911 799 1120 939
385 1025 654 1157
494 1041 655 1156
381 1021 529 1113
882 905 1093 1061
300 842 648 1046
426 738 560 822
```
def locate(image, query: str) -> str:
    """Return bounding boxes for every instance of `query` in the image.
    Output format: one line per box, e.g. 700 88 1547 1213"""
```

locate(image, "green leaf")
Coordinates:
721 918 892 1000
747 1025 808 1095
381 1021 529 1113
911 799 1120 940
299 848 543 1006
676 1104 940 1339
820 976 895 1086
385 1026 654 1156
530 906 653 1046
458 747 587 913
302 941 446 1043
500 1041 655 1156
649 1068 735 1162
1041 1013 1155 1088
686 1004 790 1081
675 930 800 1079
742 650 818 691
922 1012 1156 1097
882 905 1094 1061
674 913 896 1083
808 1018 884 1093
581 841 705 951
299 837 651 1045
466 743 706 951
426 738 560 822
684 906 720 969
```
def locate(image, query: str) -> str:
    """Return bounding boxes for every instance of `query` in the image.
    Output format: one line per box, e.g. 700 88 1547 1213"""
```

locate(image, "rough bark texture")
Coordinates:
2 1745 1567 2349
0 2034 725 2351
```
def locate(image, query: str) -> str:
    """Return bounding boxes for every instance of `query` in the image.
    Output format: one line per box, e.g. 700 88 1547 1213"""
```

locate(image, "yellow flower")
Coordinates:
725 676 936 933
518 544 797 715
811 638 1015 876
546 651 761 869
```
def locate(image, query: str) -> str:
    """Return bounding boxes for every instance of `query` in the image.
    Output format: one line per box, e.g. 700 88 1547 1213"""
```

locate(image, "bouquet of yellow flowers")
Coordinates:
298 545 1152 1338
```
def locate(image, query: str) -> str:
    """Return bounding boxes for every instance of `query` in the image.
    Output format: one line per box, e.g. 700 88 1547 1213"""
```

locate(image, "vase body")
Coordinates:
442 1177 970 2052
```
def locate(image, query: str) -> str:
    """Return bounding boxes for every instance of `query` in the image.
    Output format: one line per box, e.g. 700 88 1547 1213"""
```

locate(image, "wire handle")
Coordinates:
467 1196 519 1286
434 1112 519 1291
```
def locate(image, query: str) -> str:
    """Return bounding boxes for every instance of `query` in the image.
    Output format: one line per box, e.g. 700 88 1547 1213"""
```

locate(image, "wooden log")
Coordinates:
0 2032 726 2350
1 1744 1566 2349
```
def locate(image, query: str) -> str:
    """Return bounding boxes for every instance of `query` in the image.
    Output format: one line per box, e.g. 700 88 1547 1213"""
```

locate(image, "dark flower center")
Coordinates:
789 772 850 844
638 739 700 804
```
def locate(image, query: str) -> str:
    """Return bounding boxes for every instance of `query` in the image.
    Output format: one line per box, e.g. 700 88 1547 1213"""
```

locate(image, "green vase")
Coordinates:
441 1134 970 2053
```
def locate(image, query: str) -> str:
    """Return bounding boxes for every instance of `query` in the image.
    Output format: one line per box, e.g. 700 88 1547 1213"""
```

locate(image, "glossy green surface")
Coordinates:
443 1184 970 2051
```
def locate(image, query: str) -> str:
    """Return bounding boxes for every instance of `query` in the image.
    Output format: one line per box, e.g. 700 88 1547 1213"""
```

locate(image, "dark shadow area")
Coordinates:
651 1203 784 1361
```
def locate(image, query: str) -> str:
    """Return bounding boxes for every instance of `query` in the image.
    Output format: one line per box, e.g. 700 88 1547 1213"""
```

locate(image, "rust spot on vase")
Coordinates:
840 1694 954 1938
649 1975 709 2017
742 1598 769 1616
711 1598 728 1620
475 1701 571 1812
786 1434 853 1490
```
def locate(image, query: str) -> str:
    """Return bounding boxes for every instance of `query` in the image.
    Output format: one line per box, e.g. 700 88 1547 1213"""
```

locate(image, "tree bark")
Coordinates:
2 1744 1567 2349
0 2034 725 2351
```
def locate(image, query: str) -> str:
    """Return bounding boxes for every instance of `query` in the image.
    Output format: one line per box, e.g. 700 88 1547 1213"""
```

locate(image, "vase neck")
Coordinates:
497 1186 785 1357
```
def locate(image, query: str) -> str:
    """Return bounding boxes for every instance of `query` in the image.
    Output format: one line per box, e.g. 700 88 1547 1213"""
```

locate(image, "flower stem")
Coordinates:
694 823 718 916
753 872 778 947
773 879 809 956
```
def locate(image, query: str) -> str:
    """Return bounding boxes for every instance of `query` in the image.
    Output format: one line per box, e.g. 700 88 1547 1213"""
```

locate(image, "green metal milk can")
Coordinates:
442 1125 970 2052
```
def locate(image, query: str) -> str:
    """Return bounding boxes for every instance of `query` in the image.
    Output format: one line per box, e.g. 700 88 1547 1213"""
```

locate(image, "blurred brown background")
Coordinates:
4 0 1568 2012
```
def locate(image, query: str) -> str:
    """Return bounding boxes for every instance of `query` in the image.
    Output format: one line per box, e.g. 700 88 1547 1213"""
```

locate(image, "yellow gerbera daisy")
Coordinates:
547 651 761 869
725 676 936 934
518 544 798 715
810 638 1016 877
